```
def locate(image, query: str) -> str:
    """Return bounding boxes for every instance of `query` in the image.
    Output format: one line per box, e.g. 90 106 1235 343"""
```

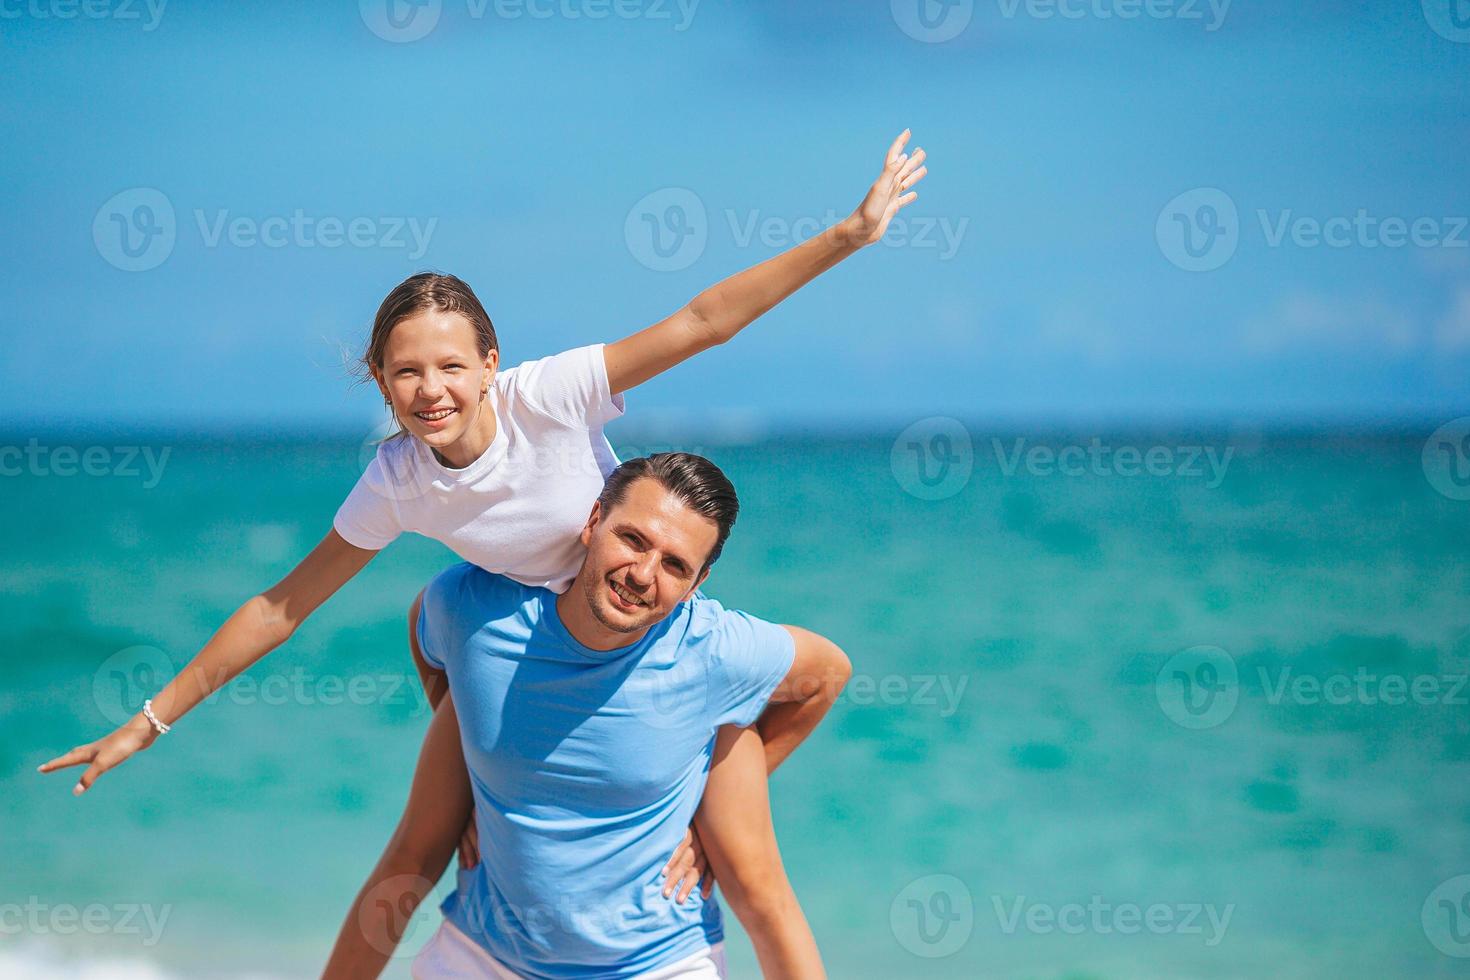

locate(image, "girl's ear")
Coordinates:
484 349 500 376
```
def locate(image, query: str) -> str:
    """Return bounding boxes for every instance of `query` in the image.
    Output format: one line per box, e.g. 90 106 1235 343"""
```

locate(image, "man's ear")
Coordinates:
579 500 602 549
680 567 711 603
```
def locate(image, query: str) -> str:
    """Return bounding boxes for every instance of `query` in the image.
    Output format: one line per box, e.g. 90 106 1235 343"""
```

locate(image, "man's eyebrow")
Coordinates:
613 522 695 573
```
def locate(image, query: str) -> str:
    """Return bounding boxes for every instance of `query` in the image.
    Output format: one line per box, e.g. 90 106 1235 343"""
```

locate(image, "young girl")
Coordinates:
41 131 928 973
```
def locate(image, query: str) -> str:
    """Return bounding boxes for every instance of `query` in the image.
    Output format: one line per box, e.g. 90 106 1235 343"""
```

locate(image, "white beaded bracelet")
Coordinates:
142 699 171 735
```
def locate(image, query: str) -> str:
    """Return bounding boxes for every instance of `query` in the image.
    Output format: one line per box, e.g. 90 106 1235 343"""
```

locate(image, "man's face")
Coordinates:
576 477 717 635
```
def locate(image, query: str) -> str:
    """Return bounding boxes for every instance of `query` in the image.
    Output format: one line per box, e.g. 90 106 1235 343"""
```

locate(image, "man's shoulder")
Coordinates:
675 591 781 646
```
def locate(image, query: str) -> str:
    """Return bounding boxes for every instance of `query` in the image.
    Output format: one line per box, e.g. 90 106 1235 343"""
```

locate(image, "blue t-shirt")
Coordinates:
416 563 796 980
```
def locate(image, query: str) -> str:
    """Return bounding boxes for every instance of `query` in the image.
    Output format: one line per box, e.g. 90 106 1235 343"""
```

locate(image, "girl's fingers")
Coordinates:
897 148 927 182
675 869 698 904
74 761 106 795
885 129 912 168
902 166 928 190
38 745 94 773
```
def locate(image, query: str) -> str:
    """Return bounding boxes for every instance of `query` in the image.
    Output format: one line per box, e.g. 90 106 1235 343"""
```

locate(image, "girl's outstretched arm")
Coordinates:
604 130 929 395
38 528 378 795
695 726 827 979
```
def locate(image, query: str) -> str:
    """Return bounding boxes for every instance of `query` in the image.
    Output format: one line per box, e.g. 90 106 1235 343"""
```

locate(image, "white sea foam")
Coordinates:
0 940 289 980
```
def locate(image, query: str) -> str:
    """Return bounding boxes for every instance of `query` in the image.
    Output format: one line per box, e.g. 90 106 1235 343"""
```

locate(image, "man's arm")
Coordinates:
322 697 471 978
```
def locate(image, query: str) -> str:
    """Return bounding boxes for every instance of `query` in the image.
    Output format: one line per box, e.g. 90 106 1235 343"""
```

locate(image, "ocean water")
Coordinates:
4 425 1469 979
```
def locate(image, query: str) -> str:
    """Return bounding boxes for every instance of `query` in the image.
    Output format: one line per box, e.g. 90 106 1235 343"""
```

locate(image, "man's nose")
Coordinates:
627 554 657 587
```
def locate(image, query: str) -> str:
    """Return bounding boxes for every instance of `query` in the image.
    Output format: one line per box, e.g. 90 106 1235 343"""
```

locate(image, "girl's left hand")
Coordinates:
846 129 928 247
662 824 714 903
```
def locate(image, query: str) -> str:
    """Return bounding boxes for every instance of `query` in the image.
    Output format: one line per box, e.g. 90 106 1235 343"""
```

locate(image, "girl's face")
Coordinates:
374 310 498 459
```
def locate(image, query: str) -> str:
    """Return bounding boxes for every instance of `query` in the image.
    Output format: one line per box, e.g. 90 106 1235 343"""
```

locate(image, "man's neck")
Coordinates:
555 584 653 652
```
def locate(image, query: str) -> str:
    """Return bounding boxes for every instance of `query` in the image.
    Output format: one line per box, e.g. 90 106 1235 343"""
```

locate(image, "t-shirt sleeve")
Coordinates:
513 343 626 429
705 606 797 728
332 455 405 551
416 562 474 671
415 580 445 671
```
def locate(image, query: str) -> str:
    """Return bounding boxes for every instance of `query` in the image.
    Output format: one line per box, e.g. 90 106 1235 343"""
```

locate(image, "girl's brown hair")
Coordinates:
362 272 499 379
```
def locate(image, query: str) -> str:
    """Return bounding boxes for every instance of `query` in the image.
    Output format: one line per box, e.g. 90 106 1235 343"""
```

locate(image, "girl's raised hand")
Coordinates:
847 129 928 247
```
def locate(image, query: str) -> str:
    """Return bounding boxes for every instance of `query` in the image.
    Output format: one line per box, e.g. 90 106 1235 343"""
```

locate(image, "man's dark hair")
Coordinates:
596 453 739 573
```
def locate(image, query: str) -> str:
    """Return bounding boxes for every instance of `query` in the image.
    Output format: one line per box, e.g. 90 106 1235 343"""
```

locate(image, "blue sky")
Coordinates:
4 0 1468 431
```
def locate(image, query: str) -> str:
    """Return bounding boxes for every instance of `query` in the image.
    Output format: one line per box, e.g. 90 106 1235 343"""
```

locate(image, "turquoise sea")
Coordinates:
5 424 1469 979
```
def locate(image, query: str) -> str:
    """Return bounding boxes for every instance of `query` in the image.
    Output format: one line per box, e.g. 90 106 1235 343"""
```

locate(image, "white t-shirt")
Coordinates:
333 343 624 594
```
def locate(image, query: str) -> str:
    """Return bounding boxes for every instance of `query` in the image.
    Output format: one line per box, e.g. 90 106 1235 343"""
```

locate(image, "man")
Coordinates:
324 453 851 978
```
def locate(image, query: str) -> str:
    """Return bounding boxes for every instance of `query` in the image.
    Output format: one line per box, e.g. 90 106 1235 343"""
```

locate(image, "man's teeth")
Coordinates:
416 408 454 421
612 581 644 606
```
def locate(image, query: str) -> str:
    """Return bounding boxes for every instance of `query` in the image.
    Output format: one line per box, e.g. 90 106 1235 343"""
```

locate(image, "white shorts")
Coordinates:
411 919 728 980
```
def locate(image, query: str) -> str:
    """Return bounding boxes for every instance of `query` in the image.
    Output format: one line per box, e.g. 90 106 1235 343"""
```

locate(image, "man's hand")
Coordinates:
842 129 928 248
662 824 715 904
